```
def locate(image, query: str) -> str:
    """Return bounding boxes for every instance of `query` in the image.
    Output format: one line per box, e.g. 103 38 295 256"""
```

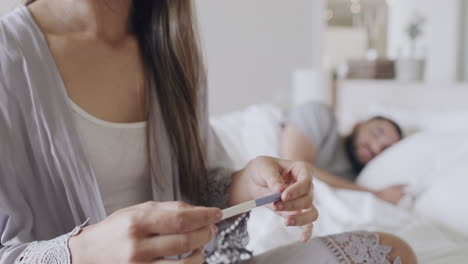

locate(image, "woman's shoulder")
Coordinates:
0 7 30 69
0 6 43 88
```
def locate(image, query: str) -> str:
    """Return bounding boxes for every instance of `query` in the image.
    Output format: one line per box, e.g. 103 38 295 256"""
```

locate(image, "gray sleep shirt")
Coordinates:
284 102 357 181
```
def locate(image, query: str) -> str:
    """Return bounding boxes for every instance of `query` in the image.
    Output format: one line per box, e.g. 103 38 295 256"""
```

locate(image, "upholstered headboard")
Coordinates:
335 80 468 133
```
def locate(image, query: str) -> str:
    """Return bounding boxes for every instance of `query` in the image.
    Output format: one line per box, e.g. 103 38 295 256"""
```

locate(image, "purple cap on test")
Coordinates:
254 192 282 207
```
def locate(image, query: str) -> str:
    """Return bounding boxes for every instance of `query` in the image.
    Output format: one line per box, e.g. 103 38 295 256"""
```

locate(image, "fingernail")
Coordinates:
285 193 292 201
277 203 284 211
288 218 296 226
214 211 223 222
276 184 284 192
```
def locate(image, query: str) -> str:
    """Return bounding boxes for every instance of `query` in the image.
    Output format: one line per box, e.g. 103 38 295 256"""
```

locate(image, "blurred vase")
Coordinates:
395 58 425 81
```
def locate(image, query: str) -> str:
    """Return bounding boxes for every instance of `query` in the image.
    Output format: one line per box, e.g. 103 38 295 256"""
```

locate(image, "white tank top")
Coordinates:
69 99 152 215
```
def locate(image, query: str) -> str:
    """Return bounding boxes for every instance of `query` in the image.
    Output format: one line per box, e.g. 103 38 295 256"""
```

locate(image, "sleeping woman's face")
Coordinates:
352 119 401 166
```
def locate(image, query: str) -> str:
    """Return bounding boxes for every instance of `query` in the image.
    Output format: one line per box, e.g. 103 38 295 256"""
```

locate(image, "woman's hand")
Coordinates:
69 201 222 264
229 156 318 242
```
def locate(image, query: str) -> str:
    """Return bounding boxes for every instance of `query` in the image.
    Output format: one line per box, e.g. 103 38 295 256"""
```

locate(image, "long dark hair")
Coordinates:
26 0 208 204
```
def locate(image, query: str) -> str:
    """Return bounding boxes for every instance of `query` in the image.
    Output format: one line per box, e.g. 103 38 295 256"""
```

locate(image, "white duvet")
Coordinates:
210 104 468 263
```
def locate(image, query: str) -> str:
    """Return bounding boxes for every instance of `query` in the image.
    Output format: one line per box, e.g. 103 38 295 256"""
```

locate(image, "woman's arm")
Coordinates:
198 91 316 261
0 204 220 264
68 202 220 264
227 156 317 243
6 223 87 264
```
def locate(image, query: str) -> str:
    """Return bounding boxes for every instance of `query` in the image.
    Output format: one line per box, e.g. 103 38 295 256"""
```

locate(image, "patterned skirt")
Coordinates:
243 232 402 264
206 215 402 264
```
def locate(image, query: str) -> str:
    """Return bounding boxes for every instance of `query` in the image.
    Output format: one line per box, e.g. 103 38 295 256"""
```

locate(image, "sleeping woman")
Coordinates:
0 0 416 263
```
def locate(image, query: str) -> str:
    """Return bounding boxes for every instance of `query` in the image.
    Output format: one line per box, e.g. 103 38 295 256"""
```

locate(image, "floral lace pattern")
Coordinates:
319 232 402 264
15 221 88 264
205 214 252 264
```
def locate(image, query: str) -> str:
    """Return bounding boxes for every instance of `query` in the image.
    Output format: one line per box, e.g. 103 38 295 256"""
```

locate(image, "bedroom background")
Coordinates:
1 0 468 263
2 0 467 115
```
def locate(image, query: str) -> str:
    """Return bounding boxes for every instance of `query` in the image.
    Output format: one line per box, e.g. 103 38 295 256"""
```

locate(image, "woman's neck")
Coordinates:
29 0 133 42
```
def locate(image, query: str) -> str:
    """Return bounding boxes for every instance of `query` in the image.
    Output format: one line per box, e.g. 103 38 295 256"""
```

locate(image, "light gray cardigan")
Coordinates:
0 6 248 264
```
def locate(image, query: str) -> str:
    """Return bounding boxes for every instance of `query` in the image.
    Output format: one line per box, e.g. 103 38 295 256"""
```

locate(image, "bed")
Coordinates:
210 81 468 263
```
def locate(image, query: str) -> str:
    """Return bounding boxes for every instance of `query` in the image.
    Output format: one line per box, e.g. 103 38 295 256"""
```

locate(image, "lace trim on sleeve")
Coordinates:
205 213 252 264
319 231 402 264
15 220 89 264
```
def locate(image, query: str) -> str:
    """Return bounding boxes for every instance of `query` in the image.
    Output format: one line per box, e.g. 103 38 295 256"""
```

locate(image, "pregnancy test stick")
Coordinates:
221 192 282 221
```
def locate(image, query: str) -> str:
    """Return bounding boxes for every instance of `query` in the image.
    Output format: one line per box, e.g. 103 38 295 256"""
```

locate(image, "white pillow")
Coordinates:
356 132 463 191
357 132 468 236
210 104 284 169
414 151 468 237
369 105 468 135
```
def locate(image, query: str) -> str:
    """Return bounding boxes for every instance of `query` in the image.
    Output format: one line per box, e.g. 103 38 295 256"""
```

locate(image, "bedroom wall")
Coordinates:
1 1 327 116
459 0 468 82
387 0 460 83
195 0 325 116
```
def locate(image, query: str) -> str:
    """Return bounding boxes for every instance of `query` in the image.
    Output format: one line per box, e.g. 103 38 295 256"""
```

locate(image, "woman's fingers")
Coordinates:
133 202 222 235
251 156 287 193
274 193 313 212
153 248 204 264
300 223 313 242
277 161 314 202
142 225 217 259
283 207 318 227
152 208 221 234
282 179 312 202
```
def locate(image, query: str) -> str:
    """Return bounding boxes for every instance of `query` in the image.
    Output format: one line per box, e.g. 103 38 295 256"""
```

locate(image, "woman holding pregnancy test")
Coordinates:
0 0 416 263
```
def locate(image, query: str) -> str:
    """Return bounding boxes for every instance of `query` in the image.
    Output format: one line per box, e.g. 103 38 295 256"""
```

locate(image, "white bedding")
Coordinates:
210 104 468 263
